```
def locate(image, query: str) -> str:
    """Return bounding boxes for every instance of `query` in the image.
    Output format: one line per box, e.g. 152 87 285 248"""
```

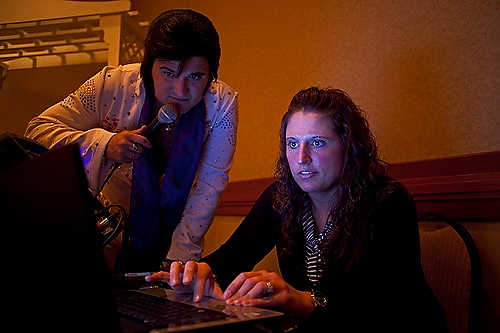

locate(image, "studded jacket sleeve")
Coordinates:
167 81 238 261
25 65 144 194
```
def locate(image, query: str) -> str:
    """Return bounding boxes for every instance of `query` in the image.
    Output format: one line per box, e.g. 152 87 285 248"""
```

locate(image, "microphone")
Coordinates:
98 103 179 194
144 103 179 139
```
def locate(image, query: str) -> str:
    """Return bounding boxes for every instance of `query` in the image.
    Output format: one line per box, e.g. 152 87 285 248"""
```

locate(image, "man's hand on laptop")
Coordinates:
146 261 224 302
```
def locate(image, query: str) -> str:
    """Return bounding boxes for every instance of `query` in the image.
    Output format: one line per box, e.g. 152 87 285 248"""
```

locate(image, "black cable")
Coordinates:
99 162 121 195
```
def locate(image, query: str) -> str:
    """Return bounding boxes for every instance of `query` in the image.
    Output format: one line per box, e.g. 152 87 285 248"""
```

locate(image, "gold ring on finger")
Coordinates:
264 281 274 295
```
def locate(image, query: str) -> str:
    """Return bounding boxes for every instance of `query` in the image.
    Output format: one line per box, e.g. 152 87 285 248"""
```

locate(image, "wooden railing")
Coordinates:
216 151 500 221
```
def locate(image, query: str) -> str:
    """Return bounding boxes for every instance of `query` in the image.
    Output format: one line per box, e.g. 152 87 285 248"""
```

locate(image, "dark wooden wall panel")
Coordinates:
216 151 500 220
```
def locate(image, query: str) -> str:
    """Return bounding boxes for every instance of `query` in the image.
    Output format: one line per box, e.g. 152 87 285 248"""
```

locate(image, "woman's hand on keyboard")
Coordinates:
146 261 224 302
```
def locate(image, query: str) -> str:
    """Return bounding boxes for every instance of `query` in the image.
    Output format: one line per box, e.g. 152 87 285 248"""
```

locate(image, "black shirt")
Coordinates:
203 179 448 332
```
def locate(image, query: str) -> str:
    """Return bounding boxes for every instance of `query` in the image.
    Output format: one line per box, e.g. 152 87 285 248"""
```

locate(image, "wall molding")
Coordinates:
216 151 500 220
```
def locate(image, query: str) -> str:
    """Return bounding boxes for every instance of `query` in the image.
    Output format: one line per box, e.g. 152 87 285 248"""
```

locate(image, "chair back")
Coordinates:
418 213 481 333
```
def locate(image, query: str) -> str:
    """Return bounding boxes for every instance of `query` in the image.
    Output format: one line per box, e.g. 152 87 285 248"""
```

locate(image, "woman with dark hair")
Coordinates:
147 87 447 332
25 9 238 271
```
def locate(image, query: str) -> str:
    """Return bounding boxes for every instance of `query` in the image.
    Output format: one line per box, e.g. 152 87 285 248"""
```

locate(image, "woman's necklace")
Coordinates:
311 188 339 233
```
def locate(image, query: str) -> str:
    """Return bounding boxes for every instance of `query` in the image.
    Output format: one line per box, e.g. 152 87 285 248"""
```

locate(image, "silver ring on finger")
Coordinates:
132 143 139 152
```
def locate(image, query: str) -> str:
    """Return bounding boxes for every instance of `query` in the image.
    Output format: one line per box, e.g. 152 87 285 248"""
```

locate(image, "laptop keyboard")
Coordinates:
114 290 228 328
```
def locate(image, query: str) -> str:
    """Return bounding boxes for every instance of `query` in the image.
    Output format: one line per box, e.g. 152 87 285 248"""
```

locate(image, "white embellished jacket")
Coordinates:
25 63 238 261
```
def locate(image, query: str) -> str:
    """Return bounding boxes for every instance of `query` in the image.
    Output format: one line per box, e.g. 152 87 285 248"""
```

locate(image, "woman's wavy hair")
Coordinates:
140 9 221 98
274 87 387 267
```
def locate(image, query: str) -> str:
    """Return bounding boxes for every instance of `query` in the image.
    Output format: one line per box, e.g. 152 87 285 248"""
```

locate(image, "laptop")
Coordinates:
0 142 283 332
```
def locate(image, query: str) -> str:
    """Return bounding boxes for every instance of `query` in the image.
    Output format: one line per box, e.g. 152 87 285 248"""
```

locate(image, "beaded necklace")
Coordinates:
302 197 340 287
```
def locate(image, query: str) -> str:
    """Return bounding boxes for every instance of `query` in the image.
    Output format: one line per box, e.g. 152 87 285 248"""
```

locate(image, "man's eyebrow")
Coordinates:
159 65 176 70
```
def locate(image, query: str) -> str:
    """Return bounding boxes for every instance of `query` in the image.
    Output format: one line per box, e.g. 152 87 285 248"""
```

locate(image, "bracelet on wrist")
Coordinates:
309 289 328 309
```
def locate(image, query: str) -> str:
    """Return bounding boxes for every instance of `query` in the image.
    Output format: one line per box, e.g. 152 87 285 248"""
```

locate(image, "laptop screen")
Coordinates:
1 143 120 332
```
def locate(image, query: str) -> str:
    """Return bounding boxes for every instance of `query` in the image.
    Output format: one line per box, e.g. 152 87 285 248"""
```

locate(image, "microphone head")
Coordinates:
157 103 179 124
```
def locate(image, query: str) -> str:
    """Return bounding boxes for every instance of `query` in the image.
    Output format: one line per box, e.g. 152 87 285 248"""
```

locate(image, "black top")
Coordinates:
203 179 448 332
